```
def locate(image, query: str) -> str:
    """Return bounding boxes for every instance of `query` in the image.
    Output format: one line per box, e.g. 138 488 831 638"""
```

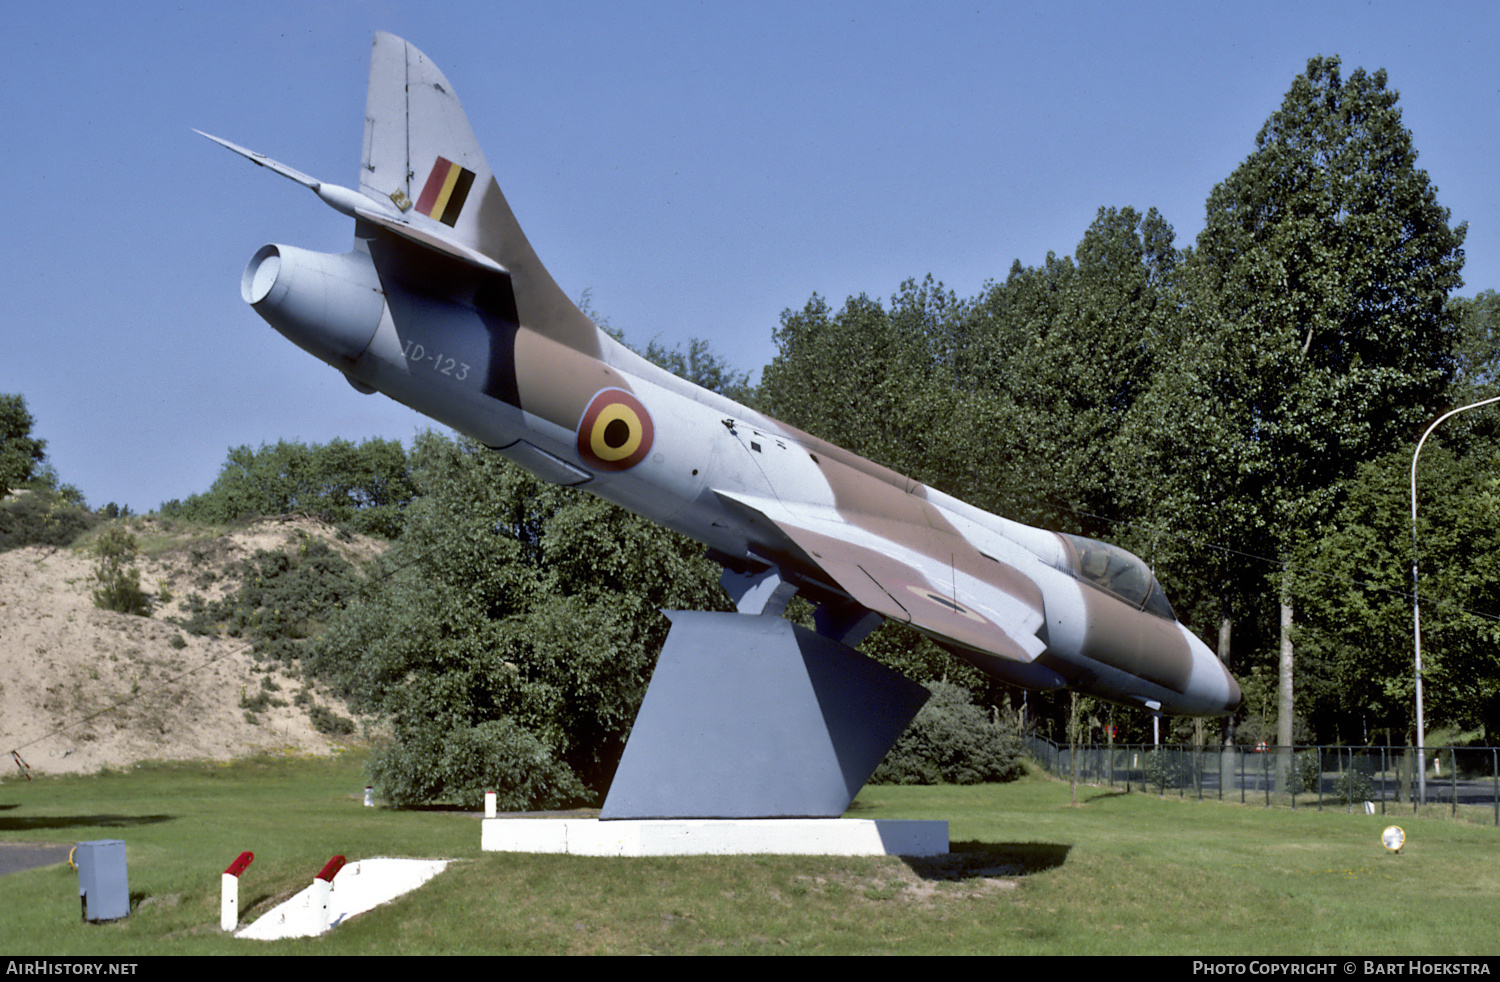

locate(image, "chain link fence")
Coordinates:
1025 736 1500 825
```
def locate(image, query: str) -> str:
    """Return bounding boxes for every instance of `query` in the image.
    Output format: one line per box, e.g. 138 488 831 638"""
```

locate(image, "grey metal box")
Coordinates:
75 839 129 922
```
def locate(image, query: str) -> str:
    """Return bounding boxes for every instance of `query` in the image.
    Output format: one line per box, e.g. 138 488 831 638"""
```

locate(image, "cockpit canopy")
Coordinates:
1057 533 1176 621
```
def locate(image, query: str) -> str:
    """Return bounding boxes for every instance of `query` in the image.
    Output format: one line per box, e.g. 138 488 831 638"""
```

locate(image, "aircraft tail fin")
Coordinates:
360 33 489 229
361 33 599 348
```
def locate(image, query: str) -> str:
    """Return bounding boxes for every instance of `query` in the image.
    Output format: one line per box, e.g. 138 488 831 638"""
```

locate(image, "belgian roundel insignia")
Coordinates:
577 388 654 471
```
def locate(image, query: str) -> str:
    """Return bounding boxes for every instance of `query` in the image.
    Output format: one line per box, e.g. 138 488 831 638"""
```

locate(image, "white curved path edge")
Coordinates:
236 858 450 940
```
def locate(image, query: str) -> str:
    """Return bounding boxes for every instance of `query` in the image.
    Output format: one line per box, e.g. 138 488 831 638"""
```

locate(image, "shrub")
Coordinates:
1144 748 1197 790
870 682 1024 785
1331 767 1374 804
91 524 152 616
0 487 98 551
162 438 416 538
174 540 359 660
365 719 588 809
309 704 355 737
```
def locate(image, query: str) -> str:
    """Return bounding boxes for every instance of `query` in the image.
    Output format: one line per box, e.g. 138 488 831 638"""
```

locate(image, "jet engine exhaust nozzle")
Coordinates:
242 244 387 367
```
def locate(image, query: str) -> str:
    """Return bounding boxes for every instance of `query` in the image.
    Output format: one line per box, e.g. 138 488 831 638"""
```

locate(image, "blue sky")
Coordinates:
3 1 1497 513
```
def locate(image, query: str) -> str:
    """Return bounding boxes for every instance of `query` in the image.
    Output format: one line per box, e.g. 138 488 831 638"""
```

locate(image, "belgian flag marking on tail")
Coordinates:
415 157 476 227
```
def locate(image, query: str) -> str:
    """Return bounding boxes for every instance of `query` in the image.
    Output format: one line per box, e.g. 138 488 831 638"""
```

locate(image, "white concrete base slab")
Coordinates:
481 818 948 857
235 858 449 940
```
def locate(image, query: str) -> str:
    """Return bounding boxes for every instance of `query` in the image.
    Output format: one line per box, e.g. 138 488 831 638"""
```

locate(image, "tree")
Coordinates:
758 283 957 479
1450 290 1500 402
0 394 46 498
163 437 416 537
758 237 1186 739
1288 442 1500 742
0 396 95 551
993 207 1176 535
307 432 729 807
641 336 754 402
1128 56 1467 749
1190 56 1465 527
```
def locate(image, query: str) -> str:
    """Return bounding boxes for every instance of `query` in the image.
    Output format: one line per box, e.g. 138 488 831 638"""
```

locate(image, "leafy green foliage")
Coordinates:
240 676 288 716
306 432 729 808
1330 762 1374 805
307 703 355 737
1143 748 1198 790
91 524 152 616
0 484 98 550
180 535 361 664
971 208 1178 533
756 218 1201 736
1109 57 1470 744
1450 290 1500 401
26 460 86 507
760 284 953 479
1174 55 1464 532
0 395 96 551
363 718 588 809
0 393 46 499
869 682 1024 785
1288 441 1500 739
641 336 754 401
161 437 416 538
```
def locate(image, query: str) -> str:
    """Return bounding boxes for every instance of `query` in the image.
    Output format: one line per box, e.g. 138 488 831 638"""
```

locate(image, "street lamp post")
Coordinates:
1409 393 1500 806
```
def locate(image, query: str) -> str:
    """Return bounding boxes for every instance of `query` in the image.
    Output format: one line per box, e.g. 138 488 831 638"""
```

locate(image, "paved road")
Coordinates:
0 842 72 876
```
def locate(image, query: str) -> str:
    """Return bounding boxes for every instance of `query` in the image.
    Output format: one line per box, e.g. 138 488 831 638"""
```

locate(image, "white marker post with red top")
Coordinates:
313 856 346 932
221 851 254 931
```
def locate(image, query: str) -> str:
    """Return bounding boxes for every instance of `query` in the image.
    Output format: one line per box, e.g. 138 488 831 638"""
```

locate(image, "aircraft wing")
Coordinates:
714 490 1048 663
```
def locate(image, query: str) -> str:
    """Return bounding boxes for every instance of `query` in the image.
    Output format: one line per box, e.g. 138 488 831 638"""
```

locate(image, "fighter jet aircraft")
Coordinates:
201 33 1240 731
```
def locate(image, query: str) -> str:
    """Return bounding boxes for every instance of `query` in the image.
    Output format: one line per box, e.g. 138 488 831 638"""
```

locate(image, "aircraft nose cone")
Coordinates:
1225 672 1244 716
1180 624 1242 717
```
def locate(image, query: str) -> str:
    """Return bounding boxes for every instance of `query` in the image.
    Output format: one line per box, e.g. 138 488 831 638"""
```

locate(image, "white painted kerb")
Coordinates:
481 818 947 857
236 858 449 940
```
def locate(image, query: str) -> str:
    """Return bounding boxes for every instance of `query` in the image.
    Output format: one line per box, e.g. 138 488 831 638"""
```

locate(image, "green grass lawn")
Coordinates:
1 753 1494 955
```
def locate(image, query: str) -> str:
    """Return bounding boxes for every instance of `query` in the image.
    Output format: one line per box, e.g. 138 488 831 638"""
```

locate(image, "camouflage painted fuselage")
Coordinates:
218 32 1241 719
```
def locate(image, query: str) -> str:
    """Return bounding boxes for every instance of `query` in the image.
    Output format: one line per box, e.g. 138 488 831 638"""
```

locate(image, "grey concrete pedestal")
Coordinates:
601 611 929 820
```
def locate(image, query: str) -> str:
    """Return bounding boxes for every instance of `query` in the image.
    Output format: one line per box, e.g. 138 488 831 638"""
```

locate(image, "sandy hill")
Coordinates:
0 515 380 778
